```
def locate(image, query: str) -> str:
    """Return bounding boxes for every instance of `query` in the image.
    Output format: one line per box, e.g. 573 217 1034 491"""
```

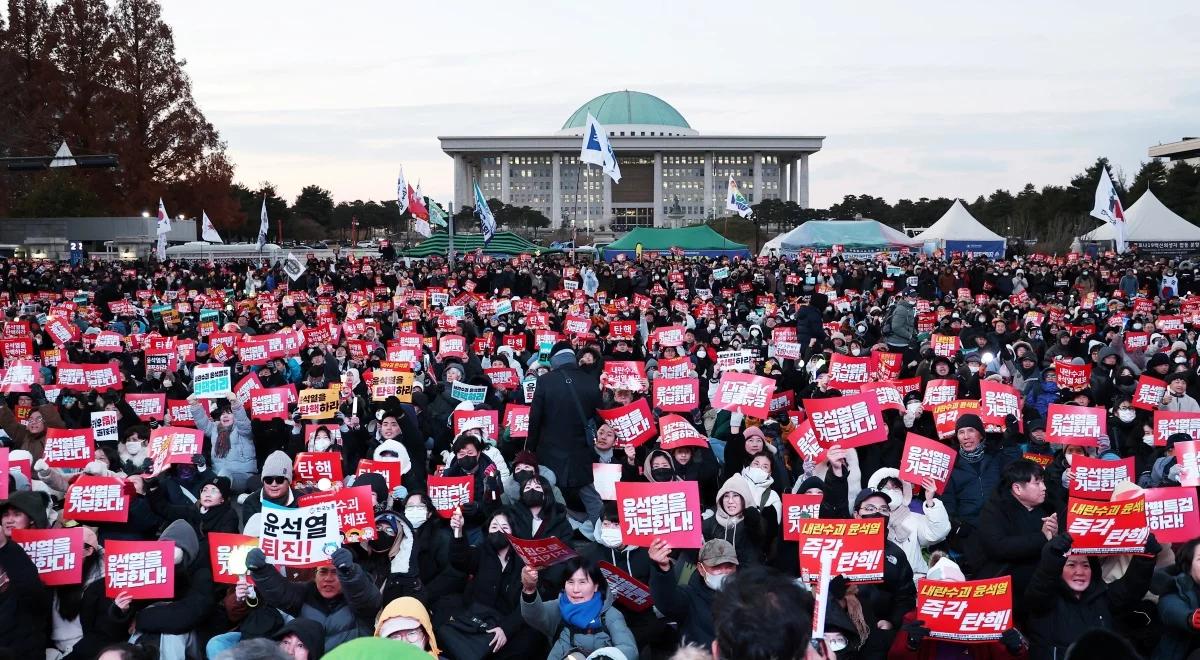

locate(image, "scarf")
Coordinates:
959 443 985 464
558 592 604 632
215 425 232 459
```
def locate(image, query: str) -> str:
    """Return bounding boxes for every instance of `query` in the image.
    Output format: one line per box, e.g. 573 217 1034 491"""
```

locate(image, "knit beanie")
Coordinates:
261 450 293 481
954 413 985 436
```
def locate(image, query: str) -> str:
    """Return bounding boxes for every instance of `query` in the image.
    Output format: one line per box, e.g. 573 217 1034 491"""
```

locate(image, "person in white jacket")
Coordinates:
866 467 951 581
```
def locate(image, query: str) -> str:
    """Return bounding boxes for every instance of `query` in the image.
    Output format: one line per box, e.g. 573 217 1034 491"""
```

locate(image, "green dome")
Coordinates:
562 91 691 130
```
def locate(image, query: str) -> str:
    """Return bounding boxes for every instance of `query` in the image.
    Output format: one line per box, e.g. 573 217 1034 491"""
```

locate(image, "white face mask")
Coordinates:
404 506 428 529
703 572 728 591
1117 409 1136 423
173 547 185 565
906 401 922 415
882 489 904 510
125 440 145 457
598 526 623 548
1144 434 1156 446
742 466 769 484
1177 357 1188 364
313 436 333 452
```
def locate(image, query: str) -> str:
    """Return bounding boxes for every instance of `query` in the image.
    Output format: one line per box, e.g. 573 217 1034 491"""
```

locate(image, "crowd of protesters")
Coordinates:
0 246 1199 660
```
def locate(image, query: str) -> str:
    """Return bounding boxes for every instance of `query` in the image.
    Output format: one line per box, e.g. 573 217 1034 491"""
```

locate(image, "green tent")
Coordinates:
399 231 557 258
601 225 750 261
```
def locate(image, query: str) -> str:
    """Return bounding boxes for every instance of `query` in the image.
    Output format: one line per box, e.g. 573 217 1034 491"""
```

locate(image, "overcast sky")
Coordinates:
162 1 1200 211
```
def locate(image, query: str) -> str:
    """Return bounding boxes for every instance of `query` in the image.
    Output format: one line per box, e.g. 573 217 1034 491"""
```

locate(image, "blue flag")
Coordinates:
473 180 496 244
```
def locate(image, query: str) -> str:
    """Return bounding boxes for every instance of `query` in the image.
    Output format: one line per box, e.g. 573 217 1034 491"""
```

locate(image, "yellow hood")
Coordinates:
374 596 440 657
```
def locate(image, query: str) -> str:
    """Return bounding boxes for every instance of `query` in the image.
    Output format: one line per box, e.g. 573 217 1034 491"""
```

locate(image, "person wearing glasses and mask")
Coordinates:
848 489 917 659
240 450 298 528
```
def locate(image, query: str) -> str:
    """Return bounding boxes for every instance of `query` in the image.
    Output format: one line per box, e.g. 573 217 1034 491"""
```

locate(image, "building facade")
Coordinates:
439 91 823 231
1150 137 1200 167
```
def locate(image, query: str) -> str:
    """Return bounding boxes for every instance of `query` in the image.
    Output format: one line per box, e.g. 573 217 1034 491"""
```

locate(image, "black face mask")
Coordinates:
651 468 675 482
521 489 546 507
487 531 510 551
457 455 479 472
514 470 534 483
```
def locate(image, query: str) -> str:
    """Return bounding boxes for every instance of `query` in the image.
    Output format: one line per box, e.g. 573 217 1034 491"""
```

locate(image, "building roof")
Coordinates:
601 225 749 259
561 91 691 131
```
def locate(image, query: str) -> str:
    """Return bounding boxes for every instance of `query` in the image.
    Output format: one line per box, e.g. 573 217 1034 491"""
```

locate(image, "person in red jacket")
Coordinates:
889 556 1030 660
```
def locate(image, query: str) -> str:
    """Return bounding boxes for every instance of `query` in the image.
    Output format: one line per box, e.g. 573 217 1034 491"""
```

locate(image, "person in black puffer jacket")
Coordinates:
795 292 828 360
1024 533 1159 660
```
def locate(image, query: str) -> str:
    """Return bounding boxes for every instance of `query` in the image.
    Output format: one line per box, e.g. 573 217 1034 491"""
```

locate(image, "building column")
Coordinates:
602 171 612 231
500 153 510 204
799 153 810 208
703 152 714 219
778 156 788 202
789 158 799 204
653 152 664 227
453 154 467 209
551 153 562 228
752 152 763 205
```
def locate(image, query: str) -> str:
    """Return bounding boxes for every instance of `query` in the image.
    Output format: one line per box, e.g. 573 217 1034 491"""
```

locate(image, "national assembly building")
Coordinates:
439 91 824 232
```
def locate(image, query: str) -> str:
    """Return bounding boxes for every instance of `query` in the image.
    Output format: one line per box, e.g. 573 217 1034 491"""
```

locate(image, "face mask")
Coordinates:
1176 357 1188 364
405 506 428 529
126 440 145 457
487 531 510 551
882 489 904 510
514 469 534 483
703 572 727 592
457 455 479 472
906 401 922 415
827 638 848 653
651 467 675 482
1117 409 1136 423
521 489 545 507
598 526 623 548
1144 434 1156 446
313 436 333 452
742 466 768 484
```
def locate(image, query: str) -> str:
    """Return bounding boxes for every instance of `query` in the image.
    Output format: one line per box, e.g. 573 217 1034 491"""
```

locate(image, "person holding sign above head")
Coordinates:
865 468 950 582
648 538 738 649
1023 532 1159 660
190 391 256 491
519 556 639 660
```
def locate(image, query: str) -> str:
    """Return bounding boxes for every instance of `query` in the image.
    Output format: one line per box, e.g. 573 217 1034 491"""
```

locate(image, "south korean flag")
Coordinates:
283 252 307 281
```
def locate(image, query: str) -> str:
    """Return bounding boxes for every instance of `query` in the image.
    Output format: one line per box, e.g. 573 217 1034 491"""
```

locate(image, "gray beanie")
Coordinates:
550 348 577 369
261 450 293 481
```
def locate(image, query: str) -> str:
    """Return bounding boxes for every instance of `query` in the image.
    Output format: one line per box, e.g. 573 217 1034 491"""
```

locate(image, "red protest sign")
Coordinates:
298 486 377 542
43 427 95 469
657 414 708 450
355 460 402 490
1144 487 1200 543
598 561 653 612
978 380 1021 426
248 387 290 420
483 367 519 390
656 356 692 380
782 493 823 541
166 399 197 427
596 398 657 448
600 361 648 392
713 372 776 419
427 475 475 518
13 528 84 586
1046 404 1107 447
798 518 886 583
1069 456 1135 500
931 400 981 439
452 410 499 440
1054 360 1091 390
860 381 904 413
437 334 468 359
502 404 531 438
871 351 903 380
149 427 204 473
208 532 259 585
615 480 703 549
1154 410 1200 446
294 452 344 487
105 539 175 599
804 392 887 450
827 354 871 391
1133 376 1168 412
922 379 959 407
932 334 960 357
917 577 1013 642
1066 496 1149 554
652 378 700 412
126 393 166 422
786 418 828 463
504 535 578 569
64 475 129 523
899 434 957 494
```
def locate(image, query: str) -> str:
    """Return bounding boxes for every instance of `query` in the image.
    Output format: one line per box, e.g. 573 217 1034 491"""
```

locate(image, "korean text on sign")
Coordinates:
615 481 703 548
917 577 1013 641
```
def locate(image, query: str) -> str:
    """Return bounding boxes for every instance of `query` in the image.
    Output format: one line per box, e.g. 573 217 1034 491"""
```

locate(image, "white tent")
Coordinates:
916 200 1006 257
1080 189 1200 243
760 232 787 256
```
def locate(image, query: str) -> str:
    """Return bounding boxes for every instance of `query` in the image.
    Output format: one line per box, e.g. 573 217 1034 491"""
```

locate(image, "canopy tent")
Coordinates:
916 200 1007 258
760 232 787 256
601 225 750 261
778 220 920 257
1079 190 1200 256
399 231 556 258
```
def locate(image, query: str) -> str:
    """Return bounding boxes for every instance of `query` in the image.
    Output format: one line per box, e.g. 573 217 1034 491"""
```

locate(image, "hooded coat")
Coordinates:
1156 571 1200 660
374 596 441 658
118 520 215 636
865 468 950 579
701 476 769 566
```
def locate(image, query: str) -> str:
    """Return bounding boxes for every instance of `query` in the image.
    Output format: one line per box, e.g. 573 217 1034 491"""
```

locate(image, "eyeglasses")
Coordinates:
388 627 426 643
858 504 888 514
263 476 288 485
